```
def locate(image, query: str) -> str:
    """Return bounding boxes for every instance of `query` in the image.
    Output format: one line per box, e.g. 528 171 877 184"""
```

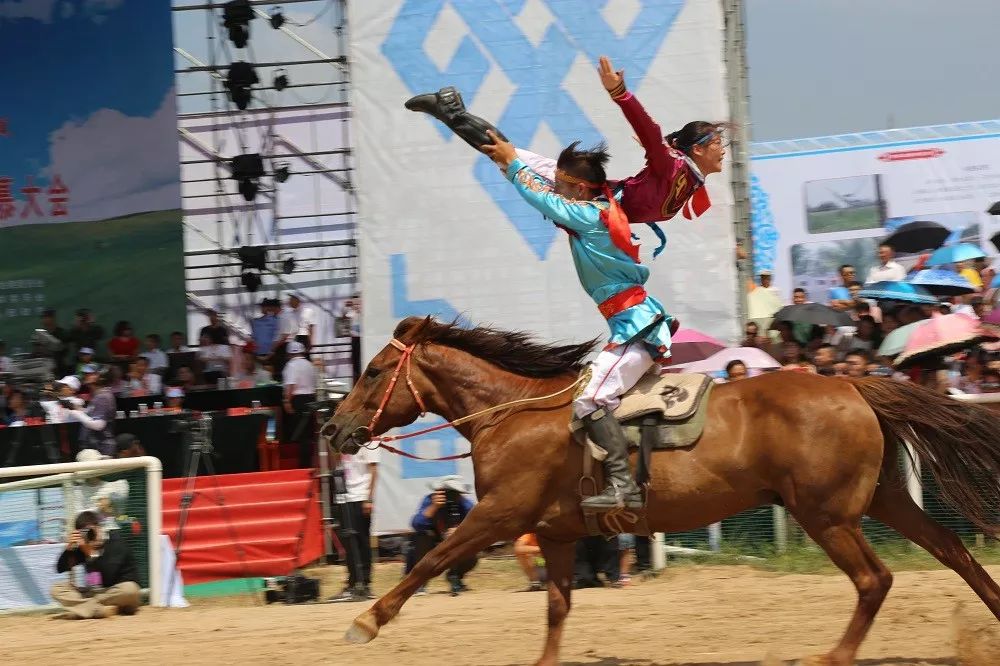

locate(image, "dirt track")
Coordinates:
3 564 998 665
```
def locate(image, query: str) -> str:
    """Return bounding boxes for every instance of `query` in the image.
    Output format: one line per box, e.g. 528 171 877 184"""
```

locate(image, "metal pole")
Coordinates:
708 522 723 552
772 505 788 554
723 0 752 328
651 532 666 570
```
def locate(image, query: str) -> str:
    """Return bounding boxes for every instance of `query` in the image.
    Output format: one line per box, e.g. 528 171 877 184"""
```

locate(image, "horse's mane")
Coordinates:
394 317 597 379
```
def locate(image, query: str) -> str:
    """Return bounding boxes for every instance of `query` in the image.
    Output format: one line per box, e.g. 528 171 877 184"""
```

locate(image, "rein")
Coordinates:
359 338 586 461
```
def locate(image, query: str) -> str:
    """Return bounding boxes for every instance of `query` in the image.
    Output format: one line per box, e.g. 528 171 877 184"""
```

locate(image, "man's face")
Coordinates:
878 245 893 264
170 333 183 348
848 284 862 301
840 266 856 284
209 311 219 325
759 274 772 288
793 291 807 305
41 314 55 328
845 355 867 378
782 342 801 363
727 364 747 381
289 297 301 310
814 347 834 367
145 337 156 350
135 359 149 375
552 177 592 201
744 323 758 339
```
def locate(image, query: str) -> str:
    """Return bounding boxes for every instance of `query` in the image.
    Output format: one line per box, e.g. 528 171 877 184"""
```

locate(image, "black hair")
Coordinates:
41 307 56 317
846 349 872 364
839 264 854 272
113 320 132 337
74 510 100 529
665 121 724 154
115 433 138 453
555 140 610 190
170 330 184 338
146 333 161 344
847 280 862 288
725 359 746 374
793 287 807 295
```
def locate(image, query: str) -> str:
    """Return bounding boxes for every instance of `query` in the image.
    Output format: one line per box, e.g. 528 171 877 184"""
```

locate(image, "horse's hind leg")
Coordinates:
792 514 893 665
867 478 1000 620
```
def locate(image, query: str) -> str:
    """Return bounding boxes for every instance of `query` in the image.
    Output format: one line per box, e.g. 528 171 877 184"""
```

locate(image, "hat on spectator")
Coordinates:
76 448 108 463
758 269 772 276
166 386 184 399
287 341 306 355
428 475 471 494
57 375 81 392
79 347 94 356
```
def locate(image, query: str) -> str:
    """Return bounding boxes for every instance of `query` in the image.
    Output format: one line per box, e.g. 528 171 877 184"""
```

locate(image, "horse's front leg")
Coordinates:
344 499 521 644
534 537 576 666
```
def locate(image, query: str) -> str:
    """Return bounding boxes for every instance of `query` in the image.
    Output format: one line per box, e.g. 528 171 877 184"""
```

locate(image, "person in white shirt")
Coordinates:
283 341 317 468
127 357 162 396
865 244 907 284
196 333 232 384
167 331 190 354
41 375 85 423
140 334 168 374
329 445 380 603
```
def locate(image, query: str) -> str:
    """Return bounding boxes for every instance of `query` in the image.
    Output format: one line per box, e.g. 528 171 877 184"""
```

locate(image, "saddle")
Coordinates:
569 371 714 537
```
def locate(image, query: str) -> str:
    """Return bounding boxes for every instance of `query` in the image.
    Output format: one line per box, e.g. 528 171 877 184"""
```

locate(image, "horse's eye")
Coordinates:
365 367 380 379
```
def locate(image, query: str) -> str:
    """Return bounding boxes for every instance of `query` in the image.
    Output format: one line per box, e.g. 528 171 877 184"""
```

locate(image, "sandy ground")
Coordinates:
2 563 998 666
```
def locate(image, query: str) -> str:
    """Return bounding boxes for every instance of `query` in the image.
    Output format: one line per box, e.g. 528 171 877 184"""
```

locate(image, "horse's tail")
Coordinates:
850 376 1000 536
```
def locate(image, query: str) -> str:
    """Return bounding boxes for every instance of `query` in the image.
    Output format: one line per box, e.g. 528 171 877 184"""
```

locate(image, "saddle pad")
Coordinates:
622 380 714 449
613 371 713 422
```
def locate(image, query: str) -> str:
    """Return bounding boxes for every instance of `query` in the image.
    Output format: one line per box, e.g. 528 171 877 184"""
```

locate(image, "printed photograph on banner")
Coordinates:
804 174 886 234
0 1 184 352
885 211 985 257
790 238 879 298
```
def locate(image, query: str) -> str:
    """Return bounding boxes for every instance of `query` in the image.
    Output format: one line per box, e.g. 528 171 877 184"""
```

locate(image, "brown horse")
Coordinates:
324 316 1000 665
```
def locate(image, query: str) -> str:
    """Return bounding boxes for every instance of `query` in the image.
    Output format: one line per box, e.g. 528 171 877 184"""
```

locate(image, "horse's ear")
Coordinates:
394 315 434 343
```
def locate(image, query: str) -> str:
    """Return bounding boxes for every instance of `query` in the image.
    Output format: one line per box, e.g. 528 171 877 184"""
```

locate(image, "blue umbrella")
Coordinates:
857 281 939 305
926 243 987 266
908 269 976 296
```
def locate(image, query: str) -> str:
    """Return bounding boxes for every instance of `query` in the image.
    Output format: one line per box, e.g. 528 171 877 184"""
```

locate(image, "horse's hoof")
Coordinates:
344 612 379 645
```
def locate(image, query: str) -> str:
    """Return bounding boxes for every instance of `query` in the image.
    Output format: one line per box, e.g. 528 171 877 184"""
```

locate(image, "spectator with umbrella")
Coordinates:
865 244 907 284
669 329 726 365
908 269 976 298
882 220 950 255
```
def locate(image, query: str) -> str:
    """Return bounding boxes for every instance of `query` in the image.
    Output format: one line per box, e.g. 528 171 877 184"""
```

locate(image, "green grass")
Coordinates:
0 210 186 350
807 206 882 234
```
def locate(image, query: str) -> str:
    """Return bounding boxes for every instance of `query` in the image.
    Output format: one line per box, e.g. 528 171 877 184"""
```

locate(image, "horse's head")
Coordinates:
323 318 433 454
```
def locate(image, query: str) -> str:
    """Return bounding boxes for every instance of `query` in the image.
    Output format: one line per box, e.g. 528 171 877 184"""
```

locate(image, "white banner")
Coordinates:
350 0 737 534
750 121 1000 300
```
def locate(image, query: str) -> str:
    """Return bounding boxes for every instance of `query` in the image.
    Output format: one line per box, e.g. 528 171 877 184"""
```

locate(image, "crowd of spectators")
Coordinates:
738 244 1000 394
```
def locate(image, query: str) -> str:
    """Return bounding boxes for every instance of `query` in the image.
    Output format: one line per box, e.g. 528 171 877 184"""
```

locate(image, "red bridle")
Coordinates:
366 338 428 437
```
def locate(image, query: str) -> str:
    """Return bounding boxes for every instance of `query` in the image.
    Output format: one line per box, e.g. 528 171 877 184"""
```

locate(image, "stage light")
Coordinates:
274 161 290 183
273 69 289 92
241 270 262 293
269 7 285 29
232 153 265 202
282 256 296 275
237 246 268 271
225 61 259 111
223 0 255 49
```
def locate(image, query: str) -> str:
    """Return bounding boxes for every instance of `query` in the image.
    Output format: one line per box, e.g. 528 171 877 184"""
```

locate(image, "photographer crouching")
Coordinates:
408 475 477 596
51 510 140 619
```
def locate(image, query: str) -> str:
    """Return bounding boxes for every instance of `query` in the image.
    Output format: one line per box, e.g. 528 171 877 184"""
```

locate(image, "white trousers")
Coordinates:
573 344 655 418
515 148 556 180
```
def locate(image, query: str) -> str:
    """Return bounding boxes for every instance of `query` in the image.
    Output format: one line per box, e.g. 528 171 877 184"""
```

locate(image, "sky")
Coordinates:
0 0 181 221
746 0 1000 141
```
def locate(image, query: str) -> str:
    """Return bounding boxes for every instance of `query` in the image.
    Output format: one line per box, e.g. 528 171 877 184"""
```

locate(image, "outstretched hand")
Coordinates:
598 55 625 94
481 130 517 169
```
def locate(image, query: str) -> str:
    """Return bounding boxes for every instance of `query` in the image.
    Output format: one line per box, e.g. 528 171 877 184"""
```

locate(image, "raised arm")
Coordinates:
599 56 672 175
481 130 602 236
505 159 602 235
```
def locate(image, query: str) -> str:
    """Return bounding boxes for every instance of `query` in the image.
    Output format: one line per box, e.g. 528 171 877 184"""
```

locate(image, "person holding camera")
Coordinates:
68 369 117 456
409 475 477 596
51 510 140 619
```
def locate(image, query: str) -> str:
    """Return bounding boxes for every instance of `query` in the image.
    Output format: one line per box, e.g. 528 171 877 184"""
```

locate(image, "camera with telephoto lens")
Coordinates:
80 526 98 543
443 490 464 529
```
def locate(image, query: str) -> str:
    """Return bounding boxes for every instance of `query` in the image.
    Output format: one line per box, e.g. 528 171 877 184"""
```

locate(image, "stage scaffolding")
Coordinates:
171 0 356 380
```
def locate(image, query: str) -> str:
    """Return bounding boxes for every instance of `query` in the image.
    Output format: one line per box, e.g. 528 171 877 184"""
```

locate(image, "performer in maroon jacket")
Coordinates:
404 55 727 257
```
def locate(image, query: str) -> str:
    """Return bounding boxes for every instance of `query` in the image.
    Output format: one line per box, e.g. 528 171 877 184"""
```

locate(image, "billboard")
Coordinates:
349 0 736 533
0 1 184 356
751 121 1000 300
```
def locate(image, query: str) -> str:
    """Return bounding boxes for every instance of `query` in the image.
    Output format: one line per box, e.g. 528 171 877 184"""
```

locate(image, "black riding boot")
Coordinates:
404 86 508 150
579 410 643 512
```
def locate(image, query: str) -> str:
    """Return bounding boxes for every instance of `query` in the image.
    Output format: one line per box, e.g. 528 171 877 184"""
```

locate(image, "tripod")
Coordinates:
166 412 257 604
